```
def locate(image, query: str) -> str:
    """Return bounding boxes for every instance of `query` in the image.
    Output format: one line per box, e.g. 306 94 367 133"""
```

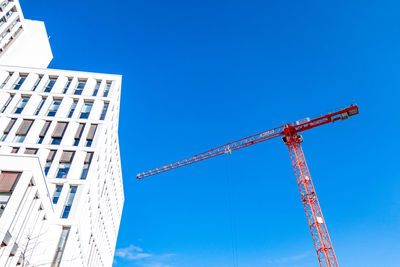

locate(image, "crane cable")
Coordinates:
225 156 239 267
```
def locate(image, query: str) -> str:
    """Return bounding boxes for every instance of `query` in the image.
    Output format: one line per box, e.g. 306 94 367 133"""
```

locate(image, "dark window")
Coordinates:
51 122 67 145
74 81 86 95
52 185 62 204
93 81 101 96
47 99 61 117
80 102 92 119
61 187 76 218
103 82 111 97
32 76 42 91
1 95 12 113
44 162 51 175
35 97 46 116
68 100 78 118
80 152 93 180
100 102 108 120
38 121 51 144
44 78 57 92
51 226 70 266
63 78 72 94
86 124 97 147
13 119 33 143
14 96 29 114
74 123 84 146
45 150 56 175
13 75 27 90
56 151 74 178
1 118 16 141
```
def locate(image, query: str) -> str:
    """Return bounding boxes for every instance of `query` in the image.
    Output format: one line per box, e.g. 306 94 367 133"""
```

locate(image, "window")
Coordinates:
80 102 92 119
1 1 9 10
81 152 93 180
93 81 101 96
0 72 12 89
86 124 97 147
51 226 70 266
9 243 18 256
5 9 12 19
47 99 61 116
13 135 25 143
11 147 18 153
67 99 78 118
1 94 12 113
34 97 46 116
63 78 72 94
74 123 84 146
44 162 51 175
13 75 27 90
51 122 67 145
1 118 16 141
56 163 71 178
44 78 57 92
56 151 74 178
38 121 50 144
44 150 55 175
24 148 38 154
100 102 108 120
14 96 29 114
32 76 42 91
52 185 63 204
74 81 86 95
10 19 17 30
1 231 12 246
103 82 111 97
0 172 21 193
61 187 76 218
13 119 33 143
0 172 21 217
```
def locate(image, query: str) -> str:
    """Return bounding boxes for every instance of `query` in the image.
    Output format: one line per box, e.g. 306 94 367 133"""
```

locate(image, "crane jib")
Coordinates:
136 104 359 179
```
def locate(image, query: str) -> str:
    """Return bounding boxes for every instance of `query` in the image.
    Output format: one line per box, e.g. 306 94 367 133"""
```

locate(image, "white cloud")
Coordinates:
115 245 152 260
115 244 175 267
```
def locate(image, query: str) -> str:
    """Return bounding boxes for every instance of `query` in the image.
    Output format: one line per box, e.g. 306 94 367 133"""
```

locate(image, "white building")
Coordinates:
0 1 124 267
0 0 52 68
0 65 124 267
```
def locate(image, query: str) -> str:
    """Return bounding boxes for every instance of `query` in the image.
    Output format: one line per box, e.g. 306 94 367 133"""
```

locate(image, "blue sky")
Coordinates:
22 0 399 266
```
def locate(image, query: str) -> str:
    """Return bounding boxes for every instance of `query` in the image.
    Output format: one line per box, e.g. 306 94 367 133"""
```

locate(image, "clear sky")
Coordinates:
22 0 399 266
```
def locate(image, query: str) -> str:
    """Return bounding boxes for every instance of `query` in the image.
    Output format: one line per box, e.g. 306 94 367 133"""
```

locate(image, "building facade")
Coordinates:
0 1 124 267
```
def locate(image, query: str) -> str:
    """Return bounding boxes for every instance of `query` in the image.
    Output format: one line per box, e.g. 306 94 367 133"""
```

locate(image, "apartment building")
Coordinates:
0 66 124 266
0 1 124 266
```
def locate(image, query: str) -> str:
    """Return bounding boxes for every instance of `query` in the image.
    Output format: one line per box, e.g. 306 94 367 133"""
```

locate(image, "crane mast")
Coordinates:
284 127 338 267
137 104 359 267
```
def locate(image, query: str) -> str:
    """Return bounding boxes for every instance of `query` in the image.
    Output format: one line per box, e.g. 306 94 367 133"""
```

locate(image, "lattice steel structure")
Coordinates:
284 127 338 267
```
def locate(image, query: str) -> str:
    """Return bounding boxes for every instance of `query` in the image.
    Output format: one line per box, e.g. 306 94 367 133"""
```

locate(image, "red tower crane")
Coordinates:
137 104 359 267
